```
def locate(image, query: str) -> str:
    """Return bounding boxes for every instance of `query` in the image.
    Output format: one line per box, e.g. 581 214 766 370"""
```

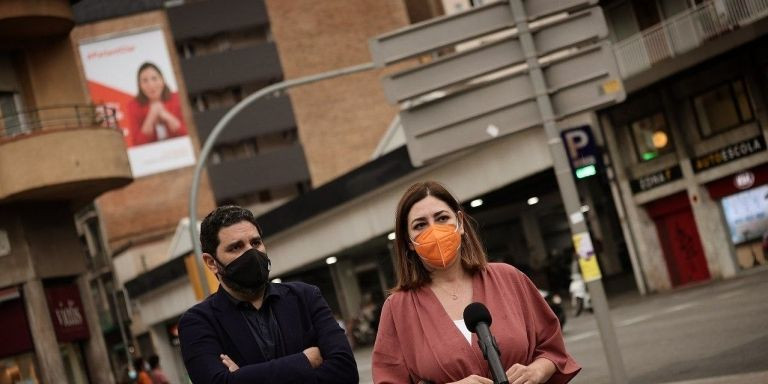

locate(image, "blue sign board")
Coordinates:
561 125 602 178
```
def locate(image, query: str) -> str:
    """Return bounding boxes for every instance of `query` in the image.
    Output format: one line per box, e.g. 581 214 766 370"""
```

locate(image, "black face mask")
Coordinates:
216 248 271 294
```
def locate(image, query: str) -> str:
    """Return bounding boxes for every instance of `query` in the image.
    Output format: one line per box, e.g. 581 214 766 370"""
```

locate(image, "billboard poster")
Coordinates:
78 28 195 177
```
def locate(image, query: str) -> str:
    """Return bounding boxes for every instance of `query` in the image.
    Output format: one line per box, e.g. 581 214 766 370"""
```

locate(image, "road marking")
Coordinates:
714 289 745 300
617 314 654 327
565 330 597 342
661 302 697 314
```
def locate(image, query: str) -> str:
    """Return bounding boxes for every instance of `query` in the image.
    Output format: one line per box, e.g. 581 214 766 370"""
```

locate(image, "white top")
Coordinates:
454 319 472 344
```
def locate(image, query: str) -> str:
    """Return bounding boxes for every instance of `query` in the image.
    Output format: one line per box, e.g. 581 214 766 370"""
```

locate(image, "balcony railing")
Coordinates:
0 104 118 141
614 0 768 78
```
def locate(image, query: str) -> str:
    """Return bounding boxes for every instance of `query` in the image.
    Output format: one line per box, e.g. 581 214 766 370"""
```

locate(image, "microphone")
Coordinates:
464 302 509 384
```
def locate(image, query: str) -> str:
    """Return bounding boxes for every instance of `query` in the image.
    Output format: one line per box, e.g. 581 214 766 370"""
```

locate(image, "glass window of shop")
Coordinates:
693 79 754 138
630 111 674 161
0 288 38 384
60 344 88 384
721 184 768 268
722 184 768 244
0 352 39 384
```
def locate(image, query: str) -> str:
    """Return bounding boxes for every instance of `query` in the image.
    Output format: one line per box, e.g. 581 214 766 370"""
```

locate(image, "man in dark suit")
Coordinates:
179 206 358 383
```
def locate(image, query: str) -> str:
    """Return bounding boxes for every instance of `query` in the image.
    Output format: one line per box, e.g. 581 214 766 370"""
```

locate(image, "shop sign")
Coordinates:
45 283 90 343
630 165 683 193
733 171 755 190
692 135 766 173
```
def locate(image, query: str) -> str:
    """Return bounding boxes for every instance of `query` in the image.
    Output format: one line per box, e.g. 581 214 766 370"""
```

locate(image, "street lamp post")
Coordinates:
187 62 375 297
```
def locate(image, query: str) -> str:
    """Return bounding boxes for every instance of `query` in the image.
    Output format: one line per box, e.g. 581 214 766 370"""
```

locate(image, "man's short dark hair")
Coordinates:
133 357 145 372
200 205 262 256
148 354 160 369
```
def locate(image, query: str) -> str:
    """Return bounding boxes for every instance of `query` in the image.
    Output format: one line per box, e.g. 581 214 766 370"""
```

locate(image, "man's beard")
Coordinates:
220 274 266 299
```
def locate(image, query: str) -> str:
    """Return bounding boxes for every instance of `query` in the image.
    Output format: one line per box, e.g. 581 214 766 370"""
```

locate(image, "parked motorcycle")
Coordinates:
569 272 592 317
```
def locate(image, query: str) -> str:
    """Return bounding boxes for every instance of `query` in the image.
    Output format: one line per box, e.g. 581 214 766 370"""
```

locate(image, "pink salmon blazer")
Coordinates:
372 263 580 383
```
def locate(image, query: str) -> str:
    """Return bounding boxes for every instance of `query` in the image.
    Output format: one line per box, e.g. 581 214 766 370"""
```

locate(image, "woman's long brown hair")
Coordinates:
391 181 487 292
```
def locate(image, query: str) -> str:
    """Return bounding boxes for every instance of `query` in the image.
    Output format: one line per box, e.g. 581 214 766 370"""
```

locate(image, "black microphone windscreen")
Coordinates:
463 302 492 333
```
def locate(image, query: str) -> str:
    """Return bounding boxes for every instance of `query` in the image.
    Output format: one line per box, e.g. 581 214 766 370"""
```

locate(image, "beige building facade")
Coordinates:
0 1 132 383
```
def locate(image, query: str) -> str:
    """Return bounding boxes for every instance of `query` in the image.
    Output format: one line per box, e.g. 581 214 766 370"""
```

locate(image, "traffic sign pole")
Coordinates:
508 1 628 382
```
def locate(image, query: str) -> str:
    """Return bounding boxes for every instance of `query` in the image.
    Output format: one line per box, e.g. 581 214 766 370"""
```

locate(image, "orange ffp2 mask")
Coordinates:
412 223 461 269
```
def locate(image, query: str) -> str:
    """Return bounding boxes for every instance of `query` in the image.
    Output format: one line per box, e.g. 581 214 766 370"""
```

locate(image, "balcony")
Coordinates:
194 94 296 144
614 0 768 79
0 105 132 202
167 0 269 41
0 0 74 45
208 144 310 201
181 43 282 95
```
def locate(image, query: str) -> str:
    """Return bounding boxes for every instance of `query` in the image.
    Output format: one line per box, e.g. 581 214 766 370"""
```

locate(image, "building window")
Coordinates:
721 184 768 245
692 79 753 138
0 91 22 137
630 111 673 161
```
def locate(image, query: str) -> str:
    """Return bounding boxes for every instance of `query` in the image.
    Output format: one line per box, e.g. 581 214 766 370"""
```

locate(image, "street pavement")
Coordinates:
353 266 768 383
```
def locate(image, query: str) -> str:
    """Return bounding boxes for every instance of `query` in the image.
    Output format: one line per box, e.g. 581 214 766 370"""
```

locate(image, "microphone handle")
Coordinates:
476 323 509 384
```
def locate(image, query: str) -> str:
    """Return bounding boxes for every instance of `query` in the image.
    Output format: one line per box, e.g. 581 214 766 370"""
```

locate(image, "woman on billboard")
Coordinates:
127 62 187 145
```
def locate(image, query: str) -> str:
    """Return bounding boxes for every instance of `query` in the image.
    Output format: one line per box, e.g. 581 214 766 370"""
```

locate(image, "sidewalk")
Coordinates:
660 370 768 384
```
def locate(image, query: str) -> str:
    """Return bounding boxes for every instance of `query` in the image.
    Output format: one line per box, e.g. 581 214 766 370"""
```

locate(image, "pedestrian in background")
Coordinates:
148 354 171 384
132 357 153 384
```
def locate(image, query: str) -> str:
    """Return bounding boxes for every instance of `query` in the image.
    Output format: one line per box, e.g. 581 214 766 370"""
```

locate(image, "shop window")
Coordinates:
0 91 23 137
60 343 88 384
630 111 673 161
721 184 768 245
692 79 754 138
0 352 40 383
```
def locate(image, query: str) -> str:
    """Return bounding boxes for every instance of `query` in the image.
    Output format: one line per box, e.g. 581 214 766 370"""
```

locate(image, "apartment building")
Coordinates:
0 1 132 383
599 0 768 291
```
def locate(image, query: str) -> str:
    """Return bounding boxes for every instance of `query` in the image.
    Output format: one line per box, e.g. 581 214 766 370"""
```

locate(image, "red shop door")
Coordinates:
647 193 711 286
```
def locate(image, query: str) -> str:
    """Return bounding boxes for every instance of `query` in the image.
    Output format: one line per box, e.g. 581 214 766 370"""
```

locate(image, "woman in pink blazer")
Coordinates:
372 181 580 384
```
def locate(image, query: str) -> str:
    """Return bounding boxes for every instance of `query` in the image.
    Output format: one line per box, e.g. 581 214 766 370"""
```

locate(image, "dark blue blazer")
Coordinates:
179 282 358 384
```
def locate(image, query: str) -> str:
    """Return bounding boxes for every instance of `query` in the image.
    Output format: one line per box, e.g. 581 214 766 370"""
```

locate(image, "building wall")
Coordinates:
265 0 410 186
70 10 216 247
23 38 89 108
112 239 169 285
601 42 768 291
24 203 88 278
0 204 88 283
0 206 35 286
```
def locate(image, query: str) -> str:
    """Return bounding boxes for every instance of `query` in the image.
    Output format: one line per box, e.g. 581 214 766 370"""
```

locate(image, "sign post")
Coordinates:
370 0 628 381
508 2 627 381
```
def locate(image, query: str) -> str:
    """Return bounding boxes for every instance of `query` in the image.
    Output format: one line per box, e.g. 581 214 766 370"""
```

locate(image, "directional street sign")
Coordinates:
370 0 624 167
398 42 621 165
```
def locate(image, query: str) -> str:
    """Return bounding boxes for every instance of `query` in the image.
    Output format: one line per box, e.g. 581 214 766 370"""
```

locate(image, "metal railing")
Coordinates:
614 0 768 78
0 104 119 141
